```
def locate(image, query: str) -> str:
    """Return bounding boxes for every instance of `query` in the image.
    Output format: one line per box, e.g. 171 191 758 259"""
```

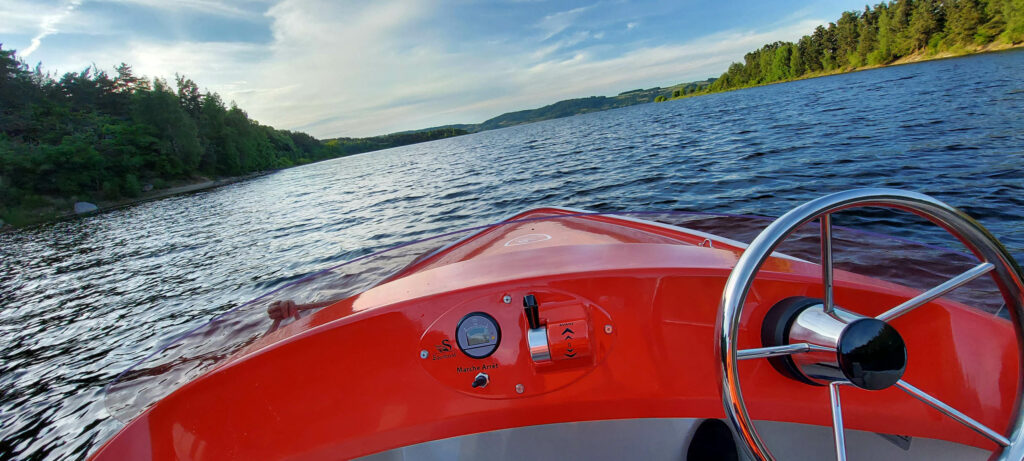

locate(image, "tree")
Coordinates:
789 43 806 76
0 45 42 141
893 0 916 55
993 0 1024 42
0 46 32 108
856 6 879 66
836 11 861 67
798 34 823 73
946 0 986 44
768 43 793 81
175 74 202 119
908 0 944 51
197 92 226 174
816 24 840 70
131 78 203 175
113 63 148 94
873 4 898 64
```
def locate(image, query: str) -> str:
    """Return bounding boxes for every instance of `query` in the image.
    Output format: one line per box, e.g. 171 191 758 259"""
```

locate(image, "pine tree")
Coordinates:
836 11 861 67
856 6 879 66
947 0 985 45
893 0 916 55
908 0 944 51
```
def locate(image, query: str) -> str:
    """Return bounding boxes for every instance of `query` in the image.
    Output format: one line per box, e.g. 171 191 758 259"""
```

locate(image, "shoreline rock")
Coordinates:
74 202 99 214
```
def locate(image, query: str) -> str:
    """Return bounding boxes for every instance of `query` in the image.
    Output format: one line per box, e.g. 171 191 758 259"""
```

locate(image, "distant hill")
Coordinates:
315 77 716 153
391 124 478 135
321 128 468 155
409 78 716 134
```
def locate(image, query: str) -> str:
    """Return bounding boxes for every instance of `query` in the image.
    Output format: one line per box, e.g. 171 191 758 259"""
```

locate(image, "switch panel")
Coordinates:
547 319 591 361
419 288 615 399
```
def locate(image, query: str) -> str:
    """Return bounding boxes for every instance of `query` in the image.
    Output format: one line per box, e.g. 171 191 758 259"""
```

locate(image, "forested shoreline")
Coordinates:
700 0 1023 94
0 48 465 226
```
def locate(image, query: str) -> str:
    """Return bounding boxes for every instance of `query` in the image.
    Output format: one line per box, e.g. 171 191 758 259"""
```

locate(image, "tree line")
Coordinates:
707 0 1023 92
0 46 465 224
323 128 468 156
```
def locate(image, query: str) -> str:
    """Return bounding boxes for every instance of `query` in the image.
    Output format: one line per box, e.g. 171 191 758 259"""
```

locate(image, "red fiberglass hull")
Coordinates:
90 208 1019 460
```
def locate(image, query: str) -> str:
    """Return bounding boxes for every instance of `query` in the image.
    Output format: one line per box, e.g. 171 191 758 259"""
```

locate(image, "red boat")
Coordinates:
91 189 1024 460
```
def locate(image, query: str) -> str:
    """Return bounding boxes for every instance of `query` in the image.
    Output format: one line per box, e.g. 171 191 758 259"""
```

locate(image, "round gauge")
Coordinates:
455 312 501 359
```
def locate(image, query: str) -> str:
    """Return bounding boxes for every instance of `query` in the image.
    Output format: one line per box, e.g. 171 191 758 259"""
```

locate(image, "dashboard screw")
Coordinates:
420 349 429 359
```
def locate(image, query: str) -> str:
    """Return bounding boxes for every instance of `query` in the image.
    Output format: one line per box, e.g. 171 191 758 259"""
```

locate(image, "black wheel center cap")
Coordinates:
837 318 907 390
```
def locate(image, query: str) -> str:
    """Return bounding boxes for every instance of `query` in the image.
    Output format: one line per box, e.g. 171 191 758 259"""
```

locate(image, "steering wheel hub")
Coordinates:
836 318 907 391
762 298 908 390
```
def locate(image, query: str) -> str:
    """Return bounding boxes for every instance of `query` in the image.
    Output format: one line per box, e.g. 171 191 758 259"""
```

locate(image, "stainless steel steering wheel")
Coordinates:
718 188 1024 461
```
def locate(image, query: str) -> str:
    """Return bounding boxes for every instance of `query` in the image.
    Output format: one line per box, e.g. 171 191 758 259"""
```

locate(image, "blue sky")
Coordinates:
1 0 869 138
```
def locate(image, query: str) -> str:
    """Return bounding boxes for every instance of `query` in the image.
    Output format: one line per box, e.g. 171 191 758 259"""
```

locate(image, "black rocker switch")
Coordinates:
523 294 541 329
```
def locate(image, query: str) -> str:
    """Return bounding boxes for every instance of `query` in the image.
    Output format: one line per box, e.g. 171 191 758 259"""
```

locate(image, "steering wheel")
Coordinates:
717 188 1024 460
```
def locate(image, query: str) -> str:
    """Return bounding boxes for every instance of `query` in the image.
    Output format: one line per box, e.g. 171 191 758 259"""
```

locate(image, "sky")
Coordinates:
1 0 870 138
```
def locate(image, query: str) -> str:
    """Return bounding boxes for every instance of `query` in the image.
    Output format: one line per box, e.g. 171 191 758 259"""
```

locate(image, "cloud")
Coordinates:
103 0 267 19
124 41 264 86
0 1 55 35
124 8 822 138
22 0 83 57
501 18 825 107
298 16 825 137
626 21 637 30
531 30 593 59
5 0 836 138
536 4 594 40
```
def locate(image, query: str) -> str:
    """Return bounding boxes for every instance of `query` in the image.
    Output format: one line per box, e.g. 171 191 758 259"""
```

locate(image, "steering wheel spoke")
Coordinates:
737 343 835 360
821 214 835 315
895 379 1011 447
876 262 995 322
830 381 849 461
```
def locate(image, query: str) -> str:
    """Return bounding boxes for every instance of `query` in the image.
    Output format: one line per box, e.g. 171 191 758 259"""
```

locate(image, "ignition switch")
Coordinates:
471 372 489 388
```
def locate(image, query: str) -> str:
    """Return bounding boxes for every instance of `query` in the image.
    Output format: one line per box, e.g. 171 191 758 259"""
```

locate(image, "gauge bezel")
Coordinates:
455 312 501 359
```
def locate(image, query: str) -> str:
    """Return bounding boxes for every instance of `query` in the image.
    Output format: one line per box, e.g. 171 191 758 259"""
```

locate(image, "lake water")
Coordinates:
2 49 1023 460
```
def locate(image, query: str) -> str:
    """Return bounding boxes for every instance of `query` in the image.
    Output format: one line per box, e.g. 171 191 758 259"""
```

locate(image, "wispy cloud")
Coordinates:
104 0 266 19
22 0 82 57
531 30 593 59
537 4 594 40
